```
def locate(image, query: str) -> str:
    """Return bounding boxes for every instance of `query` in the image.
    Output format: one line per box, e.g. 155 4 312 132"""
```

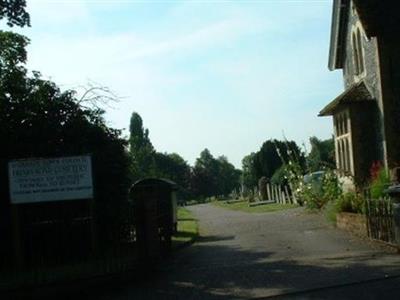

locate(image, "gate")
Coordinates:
365 197 395 244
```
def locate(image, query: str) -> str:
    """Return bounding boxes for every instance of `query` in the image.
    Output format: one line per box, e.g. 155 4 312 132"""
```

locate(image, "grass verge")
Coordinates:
172 207 199 249
212 199 297 213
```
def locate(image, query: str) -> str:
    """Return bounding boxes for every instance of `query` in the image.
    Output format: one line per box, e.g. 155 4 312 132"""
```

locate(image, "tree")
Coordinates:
0 30 132 248
0 30 29 90
129 112 155 181
241 152 258 191
190 149 241 199
0 0 30 27
191 149 218 198
253 139 305 181
129 112 153 152
307 136 335 172
216 155 241 196
152 152 191 191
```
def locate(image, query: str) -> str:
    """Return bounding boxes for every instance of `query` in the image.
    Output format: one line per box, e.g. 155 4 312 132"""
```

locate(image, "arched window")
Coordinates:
352 32 360 74
356 28 364 74
339 140 345 173
344 138 351 174
352 26 365 76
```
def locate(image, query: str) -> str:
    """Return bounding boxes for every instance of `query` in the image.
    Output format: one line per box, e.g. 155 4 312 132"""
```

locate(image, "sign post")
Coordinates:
8 155 94 268
9 155 93 204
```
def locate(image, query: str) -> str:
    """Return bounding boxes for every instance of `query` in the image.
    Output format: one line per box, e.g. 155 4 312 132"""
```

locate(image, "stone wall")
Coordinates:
340 1 385 184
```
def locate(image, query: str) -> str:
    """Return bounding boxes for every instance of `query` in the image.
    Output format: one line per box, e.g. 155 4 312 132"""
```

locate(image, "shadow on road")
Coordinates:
13 239 399 300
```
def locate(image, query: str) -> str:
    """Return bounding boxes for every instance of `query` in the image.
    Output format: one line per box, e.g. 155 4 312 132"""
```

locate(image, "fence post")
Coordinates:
274 185 280 203
289 183 297 204
266 183 271 201
281 190 286 204
271 185 276 202
284 185 291 204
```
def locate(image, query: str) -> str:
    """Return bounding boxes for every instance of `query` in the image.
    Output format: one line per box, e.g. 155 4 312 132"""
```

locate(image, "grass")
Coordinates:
212 199 298 213
172 207 199 249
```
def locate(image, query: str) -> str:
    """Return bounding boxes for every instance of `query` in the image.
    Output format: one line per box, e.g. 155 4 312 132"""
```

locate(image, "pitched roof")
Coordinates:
328 0 349 71
319 80 373 116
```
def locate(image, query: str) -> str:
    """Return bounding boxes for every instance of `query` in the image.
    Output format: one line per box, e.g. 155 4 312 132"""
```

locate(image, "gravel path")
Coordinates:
38 204 400 300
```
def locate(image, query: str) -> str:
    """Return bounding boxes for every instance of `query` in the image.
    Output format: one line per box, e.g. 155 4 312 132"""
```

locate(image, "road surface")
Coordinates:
25 204 400 299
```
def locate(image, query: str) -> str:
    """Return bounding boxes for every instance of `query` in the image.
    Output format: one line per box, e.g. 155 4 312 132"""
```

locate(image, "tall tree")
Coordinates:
152 152 191 190
253 139 305 180
129 112 153 152
190 149 241 199
129 112 154 180
191 149 218 198
241 152 258 190
216 155 241 196
0 0 30 27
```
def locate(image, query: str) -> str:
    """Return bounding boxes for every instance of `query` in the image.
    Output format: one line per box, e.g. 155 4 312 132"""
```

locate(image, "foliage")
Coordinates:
325 191 365 224
272 136 341 210
336 192 364 214
128 116 241 201
128 112 194 200
370 162 390 199
190 149 241 199
307 136 335 172
273 140 307 205
241 152 258 190
270 165 287 185
300 170 342 210
321 170 342 203
253 139 305 181
129 112 155 181
152 152 191 198
0 31 132 240
190 149 218 198
0 0 30 27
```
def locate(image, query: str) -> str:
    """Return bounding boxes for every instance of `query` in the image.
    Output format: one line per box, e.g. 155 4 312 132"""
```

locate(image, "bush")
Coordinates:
321 170 342 203
300 170 342 210
301 185 324 209
370 166 390 199
336 192 364 214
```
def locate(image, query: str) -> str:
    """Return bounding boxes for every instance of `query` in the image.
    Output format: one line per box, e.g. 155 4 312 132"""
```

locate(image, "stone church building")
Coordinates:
319 0 400 187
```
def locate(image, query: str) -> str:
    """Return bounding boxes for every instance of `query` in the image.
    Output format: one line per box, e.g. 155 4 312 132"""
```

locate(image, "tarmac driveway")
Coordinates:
26 203 400 300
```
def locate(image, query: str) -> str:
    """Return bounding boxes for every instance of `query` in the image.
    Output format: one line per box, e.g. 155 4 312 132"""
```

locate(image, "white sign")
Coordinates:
8 156 93 204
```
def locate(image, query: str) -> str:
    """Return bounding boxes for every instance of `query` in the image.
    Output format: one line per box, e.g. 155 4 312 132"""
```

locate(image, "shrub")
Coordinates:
301 184 324 209
321 170 342 203
336 192 364 214
370 165 390 199
300 169 342 210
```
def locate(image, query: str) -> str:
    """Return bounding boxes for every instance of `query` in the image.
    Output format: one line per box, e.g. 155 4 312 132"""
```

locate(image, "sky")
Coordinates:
7 0 344 168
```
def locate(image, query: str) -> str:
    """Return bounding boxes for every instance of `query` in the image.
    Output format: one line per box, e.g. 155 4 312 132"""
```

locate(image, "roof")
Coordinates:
319 80 373 116
131 178 178 190
328 0 349 71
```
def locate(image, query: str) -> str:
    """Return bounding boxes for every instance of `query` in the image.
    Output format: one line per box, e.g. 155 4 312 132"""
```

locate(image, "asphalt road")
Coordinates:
19 204 400 299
